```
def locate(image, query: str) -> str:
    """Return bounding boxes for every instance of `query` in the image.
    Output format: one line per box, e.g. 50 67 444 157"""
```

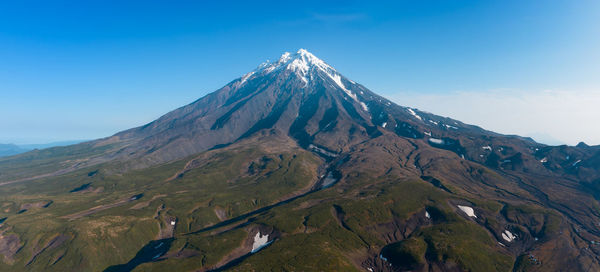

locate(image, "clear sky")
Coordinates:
1 0 599 145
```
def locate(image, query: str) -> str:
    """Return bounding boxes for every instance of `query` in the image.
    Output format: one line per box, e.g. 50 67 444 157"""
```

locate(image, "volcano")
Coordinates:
0 49 599 272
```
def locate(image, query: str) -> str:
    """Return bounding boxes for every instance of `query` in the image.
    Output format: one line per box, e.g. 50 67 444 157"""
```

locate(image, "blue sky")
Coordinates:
1 0 599 145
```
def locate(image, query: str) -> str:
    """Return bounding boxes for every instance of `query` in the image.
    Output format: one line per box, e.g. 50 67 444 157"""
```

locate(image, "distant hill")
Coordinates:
0 144 29 157
0 140 86 157
18 140 87 150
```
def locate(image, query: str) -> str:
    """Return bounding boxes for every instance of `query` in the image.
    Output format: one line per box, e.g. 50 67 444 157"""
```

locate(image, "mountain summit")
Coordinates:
100 49 492 169
1 50 599 271
253 49 338 79
252 49 369 110
97 49 392 167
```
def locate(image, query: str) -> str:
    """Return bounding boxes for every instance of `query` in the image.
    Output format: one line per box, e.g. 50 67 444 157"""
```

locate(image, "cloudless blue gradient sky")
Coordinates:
1 0 599 145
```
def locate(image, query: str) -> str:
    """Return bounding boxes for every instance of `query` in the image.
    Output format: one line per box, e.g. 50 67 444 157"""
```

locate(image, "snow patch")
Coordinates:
279 52 292 63
239 71 255 86
428 120 439 125
429 138 444 145
309 144 338 158
502 230 516 242
540 157 548 163
425 211 431 219
327 73 365 109
407 108 422 121
288 59 310 83
457 205 477 218
573 159 582 166
321 172 338 189
251 232 271 253
359 102 368 111
482 146 492 151
263 64 276 73
382 122 387 128
424 131 432 136
321 65 368 111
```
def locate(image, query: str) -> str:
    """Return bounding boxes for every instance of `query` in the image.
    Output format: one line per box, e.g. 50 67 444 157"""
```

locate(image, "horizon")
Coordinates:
1 1 599 145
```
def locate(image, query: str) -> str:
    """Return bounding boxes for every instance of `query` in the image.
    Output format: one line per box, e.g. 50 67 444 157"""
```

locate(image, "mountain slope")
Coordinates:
100 49 385 165
0 50 599 271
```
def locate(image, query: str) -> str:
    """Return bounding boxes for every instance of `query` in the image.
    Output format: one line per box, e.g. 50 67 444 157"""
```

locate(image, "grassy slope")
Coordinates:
0 141 121 182
0 134 577 272
0 139 321 271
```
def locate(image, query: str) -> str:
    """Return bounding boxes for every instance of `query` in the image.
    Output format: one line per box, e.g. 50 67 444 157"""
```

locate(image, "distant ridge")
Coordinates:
0 140 87 157
0 144 28 157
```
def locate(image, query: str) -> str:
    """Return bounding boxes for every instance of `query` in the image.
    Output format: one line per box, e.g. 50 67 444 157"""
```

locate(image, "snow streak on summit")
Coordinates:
240 49 368 110
253 49 336 81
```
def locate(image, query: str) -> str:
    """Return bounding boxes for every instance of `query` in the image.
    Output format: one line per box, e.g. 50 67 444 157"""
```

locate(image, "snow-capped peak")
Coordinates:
236 49 368 111
293 48 330 69
283 49 333 75
253 49 336 77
